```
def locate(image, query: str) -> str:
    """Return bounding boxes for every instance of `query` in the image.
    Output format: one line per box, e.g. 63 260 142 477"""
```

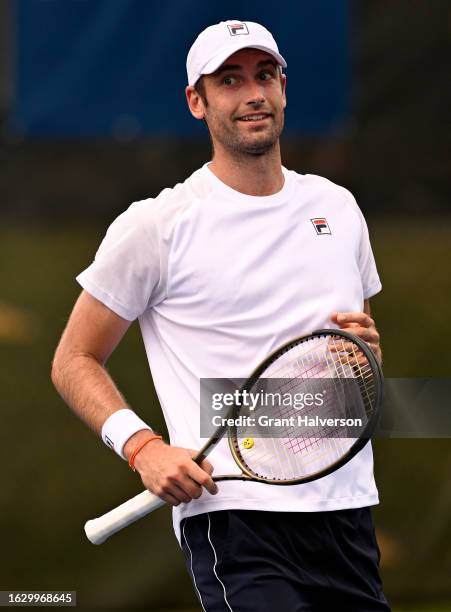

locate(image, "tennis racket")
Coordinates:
85 328 383 544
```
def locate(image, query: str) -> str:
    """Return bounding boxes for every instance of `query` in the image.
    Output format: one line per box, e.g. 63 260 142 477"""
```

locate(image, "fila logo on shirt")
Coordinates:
311 218 332 235
227 22 249 36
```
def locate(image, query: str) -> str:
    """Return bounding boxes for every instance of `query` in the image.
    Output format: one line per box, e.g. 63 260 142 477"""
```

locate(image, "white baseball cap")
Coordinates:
187 20 287 86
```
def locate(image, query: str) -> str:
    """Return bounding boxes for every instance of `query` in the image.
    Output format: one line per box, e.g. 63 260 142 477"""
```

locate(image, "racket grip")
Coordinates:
84 490 166 545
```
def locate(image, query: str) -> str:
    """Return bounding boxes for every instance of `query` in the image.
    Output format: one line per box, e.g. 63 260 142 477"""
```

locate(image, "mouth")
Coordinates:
236 113 272 123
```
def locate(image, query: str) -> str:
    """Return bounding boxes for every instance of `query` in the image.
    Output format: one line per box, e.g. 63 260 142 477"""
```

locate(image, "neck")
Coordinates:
208 142 284 196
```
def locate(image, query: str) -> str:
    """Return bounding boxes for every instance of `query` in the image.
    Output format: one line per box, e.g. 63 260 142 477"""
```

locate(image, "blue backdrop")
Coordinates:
12 0 351 137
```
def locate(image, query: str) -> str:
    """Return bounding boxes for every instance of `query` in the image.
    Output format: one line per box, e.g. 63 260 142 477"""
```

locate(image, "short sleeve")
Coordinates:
356 206 382 299
344 190 382 300
76 200 165 320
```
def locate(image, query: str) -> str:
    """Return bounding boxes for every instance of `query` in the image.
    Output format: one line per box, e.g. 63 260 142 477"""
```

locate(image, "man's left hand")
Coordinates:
330 311 382 365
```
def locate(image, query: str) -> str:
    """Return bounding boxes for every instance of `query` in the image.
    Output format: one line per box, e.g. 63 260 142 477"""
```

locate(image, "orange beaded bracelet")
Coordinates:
128 434 163 471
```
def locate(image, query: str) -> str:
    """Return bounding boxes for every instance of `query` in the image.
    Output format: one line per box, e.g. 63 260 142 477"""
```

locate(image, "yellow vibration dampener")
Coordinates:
243 438 254 449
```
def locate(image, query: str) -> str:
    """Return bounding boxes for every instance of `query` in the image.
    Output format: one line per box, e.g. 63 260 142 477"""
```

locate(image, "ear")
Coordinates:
280 73 287 109
186 86 206 120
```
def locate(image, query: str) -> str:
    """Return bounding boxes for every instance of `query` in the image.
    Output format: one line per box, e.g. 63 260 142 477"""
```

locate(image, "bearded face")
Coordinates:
197 48 286 159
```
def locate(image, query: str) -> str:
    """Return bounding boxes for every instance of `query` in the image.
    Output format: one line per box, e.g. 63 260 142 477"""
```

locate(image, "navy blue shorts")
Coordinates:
180 508 391 612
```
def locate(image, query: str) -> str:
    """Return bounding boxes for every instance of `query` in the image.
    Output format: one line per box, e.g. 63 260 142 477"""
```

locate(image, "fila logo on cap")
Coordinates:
311 218 332 235
227 22 249 36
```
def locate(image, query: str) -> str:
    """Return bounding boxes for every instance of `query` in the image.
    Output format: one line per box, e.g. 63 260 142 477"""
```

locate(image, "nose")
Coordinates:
244 80 266 106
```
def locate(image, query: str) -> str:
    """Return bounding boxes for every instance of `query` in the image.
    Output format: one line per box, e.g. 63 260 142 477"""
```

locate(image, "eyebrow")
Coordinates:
212 59 278 77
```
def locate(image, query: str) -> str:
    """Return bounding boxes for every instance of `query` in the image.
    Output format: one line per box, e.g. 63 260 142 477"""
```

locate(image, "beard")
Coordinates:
207 111 284 157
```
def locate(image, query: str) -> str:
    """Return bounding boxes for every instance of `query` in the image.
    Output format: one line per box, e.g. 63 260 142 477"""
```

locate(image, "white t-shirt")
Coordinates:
77 164 382 542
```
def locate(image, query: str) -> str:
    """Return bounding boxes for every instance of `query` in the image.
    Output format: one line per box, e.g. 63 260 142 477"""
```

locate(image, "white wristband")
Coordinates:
101 409 152 460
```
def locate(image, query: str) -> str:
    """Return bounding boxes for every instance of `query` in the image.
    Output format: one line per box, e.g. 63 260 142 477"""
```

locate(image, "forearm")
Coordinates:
51 352 128 435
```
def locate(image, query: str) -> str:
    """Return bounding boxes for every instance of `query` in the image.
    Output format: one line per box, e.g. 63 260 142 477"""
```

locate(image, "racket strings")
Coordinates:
232 334 378 481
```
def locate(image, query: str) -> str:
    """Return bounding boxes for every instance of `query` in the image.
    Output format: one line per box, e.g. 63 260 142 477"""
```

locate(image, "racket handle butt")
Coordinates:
84 519 109 545
84 490 166 545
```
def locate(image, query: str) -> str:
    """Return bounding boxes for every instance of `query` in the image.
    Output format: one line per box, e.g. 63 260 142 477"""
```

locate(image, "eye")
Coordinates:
258 70 275 81
223 75 238 86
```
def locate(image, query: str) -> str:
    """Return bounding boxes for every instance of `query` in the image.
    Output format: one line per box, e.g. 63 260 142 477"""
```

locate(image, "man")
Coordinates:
52 20 390 611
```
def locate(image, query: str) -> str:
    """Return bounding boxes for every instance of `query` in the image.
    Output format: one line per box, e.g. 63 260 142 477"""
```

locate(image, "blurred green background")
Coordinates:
1 1 450 611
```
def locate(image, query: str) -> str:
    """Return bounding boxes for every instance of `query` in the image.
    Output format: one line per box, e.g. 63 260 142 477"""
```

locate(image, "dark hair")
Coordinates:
194 76 208 106
193 76 214 154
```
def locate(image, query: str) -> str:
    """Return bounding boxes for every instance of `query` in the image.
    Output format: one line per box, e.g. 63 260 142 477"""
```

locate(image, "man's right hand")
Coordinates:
125 432 218 506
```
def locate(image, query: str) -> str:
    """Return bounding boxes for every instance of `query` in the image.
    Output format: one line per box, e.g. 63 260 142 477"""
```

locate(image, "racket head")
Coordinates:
226 328 383 485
